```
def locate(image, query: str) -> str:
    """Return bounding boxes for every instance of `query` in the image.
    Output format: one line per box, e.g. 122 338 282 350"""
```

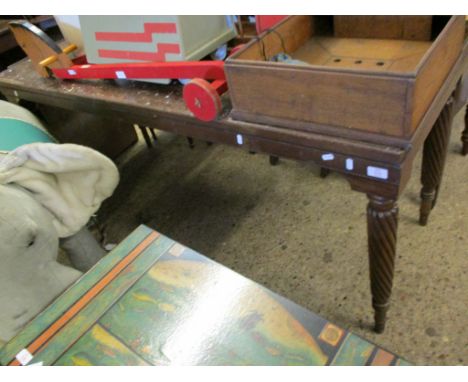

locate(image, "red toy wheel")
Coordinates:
183 78 222 122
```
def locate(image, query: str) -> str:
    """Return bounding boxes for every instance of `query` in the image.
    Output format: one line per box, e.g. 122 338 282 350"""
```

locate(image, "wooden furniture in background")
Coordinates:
0 225 410 366
0 32 466 333
35 104 138 159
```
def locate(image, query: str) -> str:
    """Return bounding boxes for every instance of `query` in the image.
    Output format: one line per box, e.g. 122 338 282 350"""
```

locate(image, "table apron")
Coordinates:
0 83 407 164
0 85 404 189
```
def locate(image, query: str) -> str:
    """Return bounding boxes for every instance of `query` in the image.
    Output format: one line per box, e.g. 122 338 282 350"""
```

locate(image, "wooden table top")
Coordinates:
0 225 410 366
0 57 408 160
0 44 465 198
0 45 465 161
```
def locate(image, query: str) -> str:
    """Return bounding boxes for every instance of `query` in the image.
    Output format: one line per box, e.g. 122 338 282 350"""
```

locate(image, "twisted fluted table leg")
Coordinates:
367 195 399 333
419 97 455 226
462 105 468 156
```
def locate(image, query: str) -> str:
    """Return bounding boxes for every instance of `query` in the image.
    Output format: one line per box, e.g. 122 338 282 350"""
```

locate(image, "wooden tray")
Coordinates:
225 16 465 139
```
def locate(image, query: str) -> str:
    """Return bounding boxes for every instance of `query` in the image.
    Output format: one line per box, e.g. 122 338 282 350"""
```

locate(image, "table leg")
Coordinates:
419 97 454 226
269 155 279 166
367 195 398 333
136 125 153 148
320 168 331 178
462 105 468 156
148 127 158 142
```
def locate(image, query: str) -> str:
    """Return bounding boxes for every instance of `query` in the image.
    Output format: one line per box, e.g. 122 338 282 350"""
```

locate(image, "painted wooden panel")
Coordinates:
0 225 155 365
330 334 375 365
55 324 150 366
1 225 411 366
98 258 329 365
20 236 174 366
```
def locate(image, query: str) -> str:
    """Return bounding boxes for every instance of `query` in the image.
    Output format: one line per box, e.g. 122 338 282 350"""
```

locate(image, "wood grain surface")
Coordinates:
226 16 465 138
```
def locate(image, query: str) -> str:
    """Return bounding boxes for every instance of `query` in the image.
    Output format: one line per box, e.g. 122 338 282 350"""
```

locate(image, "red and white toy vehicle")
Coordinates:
9 20 237 122
9 16 287 122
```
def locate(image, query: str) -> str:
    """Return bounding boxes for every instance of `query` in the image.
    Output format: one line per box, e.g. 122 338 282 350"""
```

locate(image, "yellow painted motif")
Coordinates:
147 260 329 365
70 355 93 366
132 292 159 305
158 302 176 312
91 324 135 354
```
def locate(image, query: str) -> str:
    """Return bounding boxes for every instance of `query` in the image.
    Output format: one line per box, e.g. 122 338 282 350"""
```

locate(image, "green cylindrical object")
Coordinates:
0 100 56 152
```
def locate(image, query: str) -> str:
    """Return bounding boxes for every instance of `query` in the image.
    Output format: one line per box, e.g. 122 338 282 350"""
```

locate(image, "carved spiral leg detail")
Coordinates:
419 97 454 226
367 195 399 333
462 105 468 156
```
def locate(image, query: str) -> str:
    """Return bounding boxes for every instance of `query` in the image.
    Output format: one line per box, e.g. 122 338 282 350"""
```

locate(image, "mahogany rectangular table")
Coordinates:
0 43 466 333
0 225 410 366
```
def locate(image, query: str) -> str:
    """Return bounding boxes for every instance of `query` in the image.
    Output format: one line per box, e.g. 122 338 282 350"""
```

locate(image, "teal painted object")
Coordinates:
0 118 55 151
0 226 155 365
1 225 412 366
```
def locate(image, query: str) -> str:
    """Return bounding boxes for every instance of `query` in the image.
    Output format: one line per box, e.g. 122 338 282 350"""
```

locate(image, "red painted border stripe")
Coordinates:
98 43 181 61
9 231 159 366
95 22 177 43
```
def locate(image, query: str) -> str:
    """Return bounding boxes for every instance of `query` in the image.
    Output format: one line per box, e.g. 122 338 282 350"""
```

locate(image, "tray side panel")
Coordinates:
334 16 433 41
411 16 465 133
226 63 410 137
235 15 313 61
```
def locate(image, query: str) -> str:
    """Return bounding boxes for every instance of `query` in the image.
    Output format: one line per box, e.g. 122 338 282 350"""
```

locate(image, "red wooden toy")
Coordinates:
9 20 230 122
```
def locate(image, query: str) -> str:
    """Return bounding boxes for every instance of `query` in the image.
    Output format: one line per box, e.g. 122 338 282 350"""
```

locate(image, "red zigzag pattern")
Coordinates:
95 22 180 61
95 22 177 42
